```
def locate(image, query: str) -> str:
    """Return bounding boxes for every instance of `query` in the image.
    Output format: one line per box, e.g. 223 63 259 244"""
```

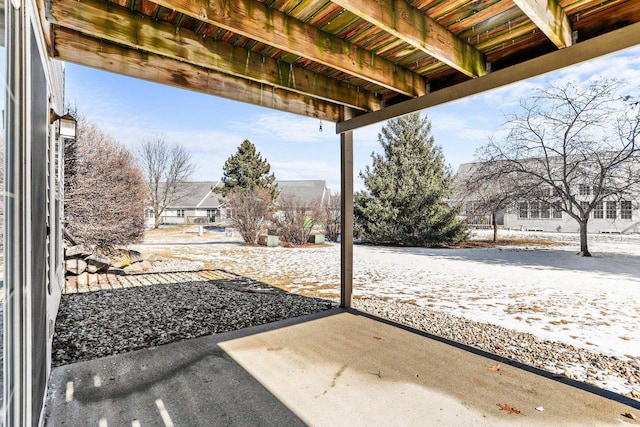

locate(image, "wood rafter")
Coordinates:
513 0 572 48
330 0 486 78
52 27 342 121
49 0 381 112
337 20 640 133
150 0 426 97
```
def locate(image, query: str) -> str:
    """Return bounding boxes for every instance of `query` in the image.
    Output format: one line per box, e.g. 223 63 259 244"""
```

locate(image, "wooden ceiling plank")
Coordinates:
337 20 640 133
49 0 380 112
150 0 426 97
330 0 486 78
512 0 573 48
52 27 341 121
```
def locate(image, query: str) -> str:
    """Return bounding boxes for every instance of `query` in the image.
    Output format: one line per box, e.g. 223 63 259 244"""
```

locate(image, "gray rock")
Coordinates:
65 245 93 259
65 259 87 275
95 246 131 268
85 253 110 273
140 260 152 272
129 250 143 263
123 263 144 274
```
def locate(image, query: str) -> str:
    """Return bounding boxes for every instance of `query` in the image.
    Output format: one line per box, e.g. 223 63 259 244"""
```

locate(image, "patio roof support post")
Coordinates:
340 106 354 308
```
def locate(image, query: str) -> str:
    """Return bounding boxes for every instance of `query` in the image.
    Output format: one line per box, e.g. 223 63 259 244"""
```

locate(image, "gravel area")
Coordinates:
51 254 640 403
52 278 334 367
354 298 640 401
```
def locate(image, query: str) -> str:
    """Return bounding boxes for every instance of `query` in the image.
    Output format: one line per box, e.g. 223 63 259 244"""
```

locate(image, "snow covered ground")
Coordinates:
134 227 640 388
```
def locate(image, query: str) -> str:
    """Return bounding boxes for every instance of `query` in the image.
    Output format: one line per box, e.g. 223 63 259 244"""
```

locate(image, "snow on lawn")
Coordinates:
135 228 640 365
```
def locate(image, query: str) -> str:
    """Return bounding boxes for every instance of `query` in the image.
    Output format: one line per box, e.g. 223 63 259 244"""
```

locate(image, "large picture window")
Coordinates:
578 184 590 196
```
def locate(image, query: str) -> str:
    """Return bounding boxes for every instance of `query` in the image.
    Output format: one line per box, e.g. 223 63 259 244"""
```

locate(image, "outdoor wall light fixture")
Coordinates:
50 109 77 139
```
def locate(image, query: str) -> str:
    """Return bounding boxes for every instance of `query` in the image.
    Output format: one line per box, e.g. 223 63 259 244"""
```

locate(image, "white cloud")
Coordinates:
237 113 332 144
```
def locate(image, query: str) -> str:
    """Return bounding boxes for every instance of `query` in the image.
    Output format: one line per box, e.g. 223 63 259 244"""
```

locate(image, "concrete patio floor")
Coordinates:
45 309 639 426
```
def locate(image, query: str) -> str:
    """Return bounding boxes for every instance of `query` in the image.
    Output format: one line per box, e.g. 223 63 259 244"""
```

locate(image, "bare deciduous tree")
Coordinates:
458 166 520 242
273 194 322 245
65 116 148 245
137 134 196 228
225 188 272 244
475 79 640 256
323 191 341 242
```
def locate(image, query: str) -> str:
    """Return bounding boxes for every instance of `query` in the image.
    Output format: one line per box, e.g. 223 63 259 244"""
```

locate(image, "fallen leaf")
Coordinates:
497 403 522 415
622 412 636 420
489 364 501 372
373 336 382 340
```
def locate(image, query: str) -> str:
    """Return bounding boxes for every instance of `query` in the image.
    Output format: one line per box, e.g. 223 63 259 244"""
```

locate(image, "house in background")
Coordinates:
146 181 225 227
150 180 329 227
276 180 329 207
455 162 640 234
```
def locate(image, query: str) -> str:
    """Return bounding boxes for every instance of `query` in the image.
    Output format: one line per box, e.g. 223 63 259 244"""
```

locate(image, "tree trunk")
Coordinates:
578 220 591 257
154 212 161 229
492 212 498 242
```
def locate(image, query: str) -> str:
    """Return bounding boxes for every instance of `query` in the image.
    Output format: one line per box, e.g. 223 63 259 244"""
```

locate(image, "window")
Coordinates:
593 201 604 219
206 208 218 217
579 201 590 216
177 209 185 218
621 201 632 220
540 204 551 219
579 184 590 196
518 202 528 219
529 202 540 219
606 201 616 219
552 206 563 219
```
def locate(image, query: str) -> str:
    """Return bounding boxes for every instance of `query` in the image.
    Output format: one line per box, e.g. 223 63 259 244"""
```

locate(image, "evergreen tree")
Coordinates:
355 113 467 246
215 139 278 199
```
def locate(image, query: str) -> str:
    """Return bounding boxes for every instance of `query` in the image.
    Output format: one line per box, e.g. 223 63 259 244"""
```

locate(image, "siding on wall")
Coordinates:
505 213 639 233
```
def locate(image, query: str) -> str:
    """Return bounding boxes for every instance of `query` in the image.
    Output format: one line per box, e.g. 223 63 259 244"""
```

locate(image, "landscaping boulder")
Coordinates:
96 246 131 268
65 244 93 259
123 263 144 274
140 260 152 272
65 259 87 275
85 253 110 273
129 249 143 263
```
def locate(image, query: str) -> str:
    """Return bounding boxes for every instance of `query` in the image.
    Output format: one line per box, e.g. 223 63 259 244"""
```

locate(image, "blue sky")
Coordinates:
64 45 640 192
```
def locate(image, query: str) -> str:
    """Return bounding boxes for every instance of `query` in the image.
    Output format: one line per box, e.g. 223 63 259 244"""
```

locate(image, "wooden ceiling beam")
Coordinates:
52 27 342 122
337 20 640 133
330 0 486 78
49 0 380 112
150 0 426 97
513 0 572 48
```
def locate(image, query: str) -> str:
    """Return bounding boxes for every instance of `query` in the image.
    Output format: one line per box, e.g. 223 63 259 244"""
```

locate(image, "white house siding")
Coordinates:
505 214 639 233
455 162 640 235
504 202 639 234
